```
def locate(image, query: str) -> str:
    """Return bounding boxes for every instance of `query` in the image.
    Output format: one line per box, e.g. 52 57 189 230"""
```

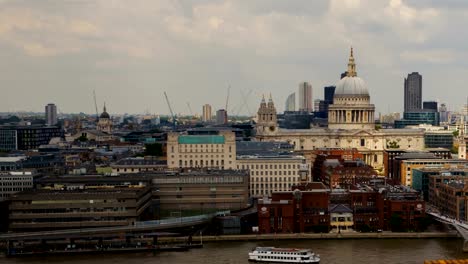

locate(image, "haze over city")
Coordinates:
1 0 467 115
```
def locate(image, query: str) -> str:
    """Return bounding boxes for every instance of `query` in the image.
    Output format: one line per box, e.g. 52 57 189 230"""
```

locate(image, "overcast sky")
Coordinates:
0 0 467 116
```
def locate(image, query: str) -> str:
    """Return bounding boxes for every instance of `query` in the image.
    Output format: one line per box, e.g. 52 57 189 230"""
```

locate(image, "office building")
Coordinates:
298 82 313 112
423 101 438 112
216 109 228 125
285 93 296 111
0 171 39 201
167 131 236 169
404 72 422 112
9 185 152 231
314 99 321 112
424 130 454 149
152 169 249 212
202 104 212 122
394 111 440 128
428 172 468 221
236 154 309 197
45 103 57 126
324 86 336 104
439 103 449 123
413 168 468 201
0 125 63 151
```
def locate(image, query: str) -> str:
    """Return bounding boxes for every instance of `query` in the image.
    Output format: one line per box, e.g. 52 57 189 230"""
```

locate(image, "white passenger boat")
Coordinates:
248 247 320 263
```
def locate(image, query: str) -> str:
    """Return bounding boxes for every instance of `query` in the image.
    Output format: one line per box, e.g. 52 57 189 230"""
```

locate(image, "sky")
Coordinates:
0 0 467 116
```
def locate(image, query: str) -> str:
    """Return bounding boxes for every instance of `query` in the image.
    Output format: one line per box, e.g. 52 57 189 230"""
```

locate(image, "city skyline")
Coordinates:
1 0 468 115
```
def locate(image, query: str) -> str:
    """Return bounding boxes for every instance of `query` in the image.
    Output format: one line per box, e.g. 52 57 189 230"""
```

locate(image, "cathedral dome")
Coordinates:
334 47 369 97
335 76 369 97
100 104 110 119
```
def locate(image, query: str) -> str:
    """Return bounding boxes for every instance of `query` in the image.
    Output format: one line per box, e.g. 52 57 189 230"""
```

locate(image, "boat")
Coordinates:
248 247 320 263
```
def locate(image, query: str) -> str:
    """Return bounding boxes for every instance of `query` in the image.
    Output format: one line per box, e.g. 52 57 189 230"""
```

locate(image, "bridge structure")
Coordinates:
427 210 468 252
0 211 229 242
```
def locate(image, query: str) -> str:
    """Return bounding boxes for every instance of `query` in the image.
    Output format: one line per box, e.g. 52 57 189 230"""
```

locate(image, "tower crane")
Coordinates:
93 90 99 121
186 102 194 116
164 91 177 129
225 85 230 112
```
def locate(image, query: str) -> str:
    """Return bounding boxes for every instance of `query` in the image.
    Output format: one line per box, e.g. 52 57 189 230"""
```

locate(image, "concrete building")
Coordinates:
151 170 249 212
216 109 228 125
404 72 422 112
202 104 212 122
236 154 308 197
285 93 296 112
45 103 57 126
424 130 454 149
9 186 152 231
397 159 468 187
167 131 236 169
298 82 313 112
255 48 425 173
0 171 39 201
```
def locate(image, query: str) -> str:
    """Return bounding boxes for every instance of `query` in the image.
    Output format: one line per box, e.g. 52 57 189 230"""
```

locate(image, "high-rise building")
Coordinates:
45 103 57 126
216 109 228 125
285 93 296 112
202 104 212 122
404 72 422 112
314 99 321 112
298 82 313 112
439 103 448 123
423 101 438 112
324 86 336 104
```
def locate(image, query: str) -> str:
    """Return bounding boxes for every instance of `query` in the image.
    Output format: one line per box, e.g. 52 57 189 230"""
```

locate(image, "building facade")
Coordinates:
0 126 63 151
285 93 296 112
202 104 212 122
0 171 38 201
216 109 228 125
167 131 236 169
298 82 313 112
236 155 308 197
404 72 422 112
45 103 58 126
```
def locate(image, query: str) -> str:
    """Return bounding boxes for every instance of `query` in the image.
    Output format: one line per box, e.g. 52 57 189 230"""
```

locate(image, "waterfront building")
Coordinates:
428 172 468 221
9 185 152 231
97 104 113 134
202 104 212 122
236 154 308 197
256 48 425 173
298 82 313 112
413 168 468 201
151 169 249 212
45 103 58 126
167 131 236 169
404 72 422 112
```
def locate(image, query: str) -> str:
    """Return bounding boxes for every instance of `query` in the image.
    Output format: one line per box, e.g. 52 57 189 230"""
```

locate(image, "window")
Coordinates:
360 139 365 146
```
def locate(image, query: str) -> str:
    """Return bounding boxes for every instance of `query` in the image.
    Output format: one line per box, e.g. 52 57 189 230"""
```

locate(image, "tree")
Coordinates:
386 140 400 149
77 135 88 142
453 130 460 137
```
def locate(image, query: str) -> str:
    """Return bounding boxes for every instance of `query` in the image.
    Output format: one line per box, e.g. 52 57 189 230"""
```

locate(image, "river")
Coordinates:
1 238 466 264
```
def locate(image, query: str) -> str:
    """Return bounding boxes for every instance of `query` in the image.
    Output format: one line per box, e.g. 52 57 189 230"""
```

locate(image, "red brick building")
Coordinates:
257 182 426 234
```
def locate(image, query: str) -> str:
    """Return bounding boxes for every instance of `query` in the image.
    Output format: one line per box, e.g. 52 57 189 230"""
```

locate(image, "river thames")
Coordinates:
1 239 466 264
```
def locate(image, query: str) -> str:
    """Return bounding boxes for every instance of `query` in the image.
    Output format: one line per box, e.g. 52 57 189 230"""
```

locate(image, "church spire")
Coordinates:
103 102 107 113
347 46 357 77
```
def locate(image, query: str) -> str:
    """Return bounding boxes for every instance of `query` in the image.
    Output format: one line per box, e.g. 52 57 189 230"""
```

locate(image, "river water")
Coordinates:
1 239 466 264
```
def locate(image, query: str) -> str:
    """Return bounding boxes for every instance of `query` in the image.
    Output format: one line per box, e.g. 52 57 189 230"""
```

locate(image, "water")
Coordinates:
1 239 466 264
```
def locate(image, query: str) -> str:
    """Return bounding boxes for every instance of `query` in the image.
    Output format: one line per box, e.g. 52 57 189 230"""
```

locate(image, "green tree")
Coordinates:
77 135 88 142
386 140 400 149
453 130 460 137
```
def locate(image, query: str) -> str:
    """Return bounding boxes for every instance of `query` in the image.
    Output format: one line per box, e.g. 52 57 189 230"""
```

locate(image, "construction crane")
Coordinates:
164 91 176 129
186 102 194 116
225 85 230 112
236 88 254 116
93 90 99 121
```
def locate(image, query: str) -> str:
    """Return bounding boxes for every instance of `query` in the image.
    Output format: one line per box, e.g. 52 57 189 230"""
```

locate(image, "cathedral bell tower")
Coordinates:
256 94 278 136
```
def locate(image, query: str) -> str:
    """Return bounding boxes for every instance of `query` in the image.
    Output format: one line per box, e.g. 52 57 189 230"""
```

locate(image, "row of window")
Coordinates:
238 164 301 170
251 177 299 182
250 170 297 176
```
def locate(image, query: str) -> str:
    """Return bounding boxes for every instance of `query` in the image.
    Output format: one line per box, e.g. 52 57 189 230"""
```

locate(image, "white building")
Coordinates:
285 93 296 112
0 171 36 201
167 131 236 169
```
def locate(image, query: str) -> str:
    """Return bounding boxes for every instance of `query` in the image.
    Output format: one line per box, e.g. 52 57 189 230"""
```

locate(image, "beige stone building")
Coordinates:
167 131 236 169
255 48 425 173
236 155 309 197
